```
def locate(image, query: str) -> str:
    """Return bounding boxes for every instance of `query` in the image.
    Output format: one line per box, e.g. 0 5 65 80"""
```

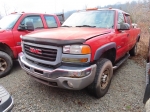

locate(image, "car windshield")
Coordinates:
0 14 21 29
62 10 115 29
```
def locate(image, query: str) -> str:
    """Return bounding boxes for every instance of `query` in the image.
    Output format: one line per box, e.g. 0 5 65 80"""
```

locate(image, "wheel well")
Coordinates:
100 48 116 65
0 43 14 59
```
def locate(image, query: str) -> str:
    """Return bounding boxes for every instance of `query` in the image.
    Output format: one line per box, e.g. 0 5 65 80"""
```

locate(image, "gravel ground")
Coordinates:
0 58 146 112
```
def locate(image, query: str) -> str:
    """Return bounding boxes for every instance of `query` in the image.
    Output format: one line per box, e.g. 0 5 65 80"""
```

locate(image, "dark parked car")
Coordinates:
0 85 13 112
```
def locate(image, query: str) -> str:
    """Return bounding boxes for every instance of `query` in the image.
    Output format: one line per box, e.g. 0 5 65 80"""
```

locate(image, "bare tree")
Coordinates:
83 4 88 9
2 3 10 15
13 6 18 12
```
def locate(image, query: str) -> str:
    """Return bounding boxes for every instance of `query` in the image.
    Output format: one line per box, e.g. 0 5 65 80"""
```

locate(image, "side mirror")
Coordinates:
18 22 34 31
117 23 130 30
26 22 34 31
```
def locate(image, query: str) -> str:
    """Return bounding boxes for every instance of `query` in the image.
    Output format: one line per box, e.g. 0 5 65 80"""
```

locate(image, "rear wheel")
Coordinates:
87 58 113 98
0 51 13 78
129 43 137 56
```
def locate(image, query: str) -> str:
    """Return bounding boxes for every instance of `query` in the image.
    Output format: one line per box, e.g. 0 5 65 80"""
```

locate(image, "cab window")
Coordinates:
20 15 44 29
125 15 131 25
44 15 57 28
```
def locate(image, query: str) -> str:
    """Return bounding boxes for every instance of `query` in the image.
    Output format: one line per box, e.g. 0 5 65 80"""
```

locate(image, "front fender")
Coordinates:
94 42 116 60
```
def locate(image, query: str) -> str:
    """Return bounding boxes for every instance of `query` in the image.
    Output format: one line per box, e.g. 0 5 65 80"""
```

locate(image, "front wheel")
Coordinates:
0 51 13 78
87 58 113 98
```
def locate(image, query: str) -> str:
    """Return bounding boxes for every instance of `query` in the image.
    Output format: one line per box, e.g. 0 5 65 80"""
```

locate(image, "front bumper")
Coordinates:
19 53 97 90
0 86 13 112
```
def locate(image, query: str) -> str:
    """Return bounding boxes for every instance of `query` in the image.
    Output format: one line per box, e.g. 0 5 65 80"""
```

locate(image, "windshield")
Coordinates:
62 10 115 29
0 14 21 29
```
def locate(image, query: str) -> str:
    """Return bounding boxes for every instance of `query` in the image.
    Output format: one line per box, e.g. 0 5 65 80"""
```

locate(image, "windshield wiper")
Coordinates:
75 25 96 28
61 25 72 27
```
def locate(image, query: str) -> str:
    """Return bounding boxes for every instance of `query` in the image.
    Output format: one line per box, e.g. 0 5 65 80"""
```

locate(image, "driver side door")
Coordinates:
115 12 129 60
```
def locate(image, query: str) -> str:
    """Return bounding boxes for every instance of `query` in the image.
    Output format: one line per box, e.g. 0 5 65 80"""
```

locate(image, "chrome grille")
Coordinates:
24 44 57 61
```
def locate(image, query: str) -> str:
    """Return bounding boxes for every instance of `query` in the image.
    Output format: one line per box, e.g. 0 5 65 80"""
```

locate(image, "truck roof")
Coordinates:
10 12 57 16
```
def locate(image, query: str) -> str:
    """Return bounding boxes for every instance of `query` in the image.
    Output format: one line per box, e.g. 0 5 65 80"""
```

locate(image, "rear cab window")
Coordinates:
125 15 132 28
44 15 58 28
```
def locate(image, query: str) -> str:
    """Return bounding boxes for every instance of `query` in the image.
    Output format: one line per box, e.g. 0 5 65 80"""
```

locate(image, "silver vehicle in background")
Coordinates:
0 85 13 112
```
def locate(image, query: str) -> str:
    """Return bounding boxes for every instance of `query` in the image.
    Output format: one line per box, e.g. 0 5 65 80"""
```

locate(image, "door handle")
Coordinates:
127 34 129 37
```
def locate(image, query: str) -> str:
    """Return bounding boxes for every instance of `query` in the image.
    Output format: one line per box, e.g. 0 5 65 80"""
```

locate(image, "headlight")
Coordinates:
63 45 91 54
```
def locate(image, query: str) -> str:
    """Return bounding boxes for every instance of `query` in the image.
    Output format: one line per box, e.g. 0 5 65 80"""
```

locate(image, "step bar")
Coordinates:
113 53 130 70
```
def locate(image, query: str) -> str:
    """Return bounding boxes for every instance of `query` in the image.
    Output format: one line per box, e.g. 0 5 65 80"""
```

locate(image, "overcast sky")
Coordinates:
0 0 135 15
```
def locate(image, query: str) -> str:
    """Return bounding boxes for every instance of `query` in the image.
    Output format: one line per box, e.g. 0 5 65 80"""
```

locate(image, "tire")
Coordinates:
87 58 113 98
0 51 13 78
129 43 137 56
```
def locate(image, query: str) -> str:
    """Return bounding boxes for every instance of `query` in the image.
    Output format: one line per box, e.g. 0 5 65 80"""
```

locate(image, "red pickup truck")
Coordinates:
19 8 141 98
0 12 61 77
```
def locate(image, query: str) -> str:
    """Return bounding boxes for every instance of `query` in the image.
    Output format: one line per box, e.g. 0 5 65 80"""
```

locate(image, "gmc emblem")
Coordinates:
29 47 42 54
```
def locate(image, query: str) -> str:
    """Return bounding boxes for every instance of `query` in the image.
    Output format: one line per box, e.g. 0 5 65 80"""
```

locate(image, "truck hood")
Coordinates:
25 27 112 40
